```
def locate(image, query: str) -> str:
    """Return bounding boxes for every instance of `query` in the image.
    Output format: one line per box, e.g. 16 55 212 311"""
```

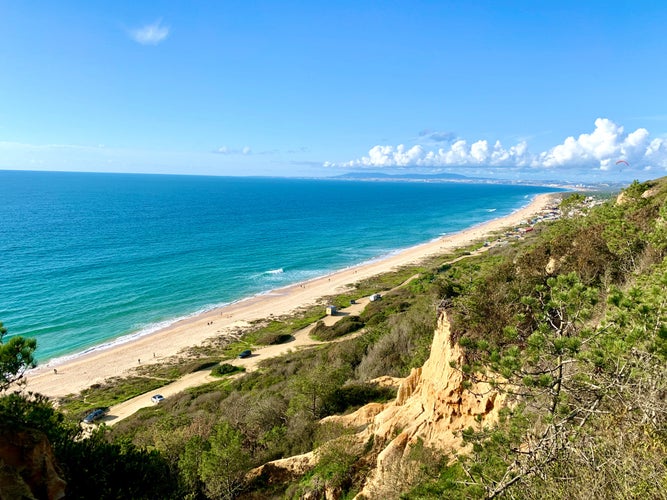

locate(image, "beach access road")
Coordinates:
100 296 372 426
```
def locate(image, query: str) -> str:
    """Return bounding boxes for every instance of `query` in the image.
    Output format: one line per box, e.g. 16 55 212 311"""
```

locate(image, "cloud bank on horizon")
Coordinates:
326 119 667 179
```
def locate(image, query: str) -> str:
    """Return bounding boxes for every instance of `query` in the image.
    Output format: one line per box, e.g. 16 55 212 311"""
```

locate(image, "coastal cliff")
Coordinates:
251 307 505 499
336 307 504 498
0 426 66 500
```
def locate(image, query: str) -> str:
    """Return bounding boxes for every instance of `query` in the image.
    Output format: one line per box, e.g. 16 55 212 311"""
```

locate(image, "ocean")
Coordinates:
0 170 559 364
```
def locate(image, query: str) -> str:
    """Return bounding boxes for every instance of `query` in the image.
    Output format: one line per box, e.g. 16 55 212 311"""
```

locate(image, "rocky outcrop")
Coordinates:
325 310 505 498
0 425 66 500
249 451 318 491
250 309 505 499
617 182 658 205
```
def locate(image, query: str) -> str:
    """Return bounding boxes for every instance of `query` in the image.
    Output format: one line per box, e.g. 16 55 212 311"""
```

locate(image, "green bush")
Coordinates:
256 332 293 345
328 382 396 413
211 363 244 377
310 316 365 341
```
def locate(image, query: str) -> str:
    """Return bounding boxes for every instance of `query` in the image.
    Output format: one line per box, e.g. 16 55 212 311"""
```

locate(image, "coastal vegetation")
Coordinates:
211 363 245 377
2 178 667 498
310 315 365 341
0 321 36 391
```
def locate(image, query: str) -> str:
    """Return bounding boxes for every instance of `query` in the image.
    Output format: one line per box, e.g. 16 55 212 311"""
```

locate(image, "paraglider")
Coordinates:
616 159 629 166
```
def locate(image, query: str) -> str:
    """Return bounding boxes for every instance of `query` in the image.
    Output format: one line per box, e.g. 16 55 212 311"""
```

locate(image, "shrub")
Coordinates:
212 363 244 377
311 316 365 341
327 382 396 414
256 332 293 345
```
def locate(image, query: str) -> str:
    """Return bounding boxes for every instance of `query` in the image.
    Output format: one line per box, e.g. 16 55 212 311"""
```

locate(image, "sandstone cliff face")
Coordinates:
252 310 505 499
0 426 67 500
326 310 505 498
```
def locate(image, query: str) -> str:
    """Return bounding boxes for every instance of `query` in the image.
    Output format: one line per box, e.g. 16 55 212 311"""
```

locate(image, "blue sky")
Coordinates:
1 1 666 183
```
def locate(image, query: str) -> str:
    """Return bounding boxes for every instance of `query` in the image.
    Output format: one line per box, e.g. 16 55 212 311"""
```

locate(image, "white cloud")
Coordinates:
129 19 170 45
337 138 531 168
215 145 252 155
470 140 488 162
328 118 667 179
535 118 667 173
538 118 626 167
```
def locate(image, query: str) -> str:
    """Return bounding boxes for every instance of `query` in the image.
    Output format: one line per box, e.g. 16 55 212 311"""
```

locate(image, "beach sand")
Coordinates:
22 193 560 400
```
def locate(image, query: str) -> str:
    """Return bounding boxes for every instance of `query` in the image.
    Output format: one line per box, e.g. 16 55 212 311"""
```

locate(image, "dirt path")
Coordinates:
98 297 372 426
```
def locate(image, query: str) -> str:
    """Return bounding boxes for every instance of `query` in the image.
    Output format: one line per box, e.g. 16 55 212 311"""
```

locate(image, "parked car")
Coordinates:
238 349 252 359
151 394 165 404
82 407 109 424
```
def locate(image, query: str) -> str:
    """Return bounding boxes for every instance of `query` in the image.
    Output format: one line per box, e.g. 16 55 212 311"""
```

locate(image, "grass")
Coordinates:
353 265 428 296
59 375 170 418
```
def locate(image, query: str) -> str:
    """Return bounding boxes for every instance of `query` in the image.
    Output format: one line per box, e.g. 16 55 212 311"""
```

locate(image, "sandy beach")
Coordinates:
22 192 560 400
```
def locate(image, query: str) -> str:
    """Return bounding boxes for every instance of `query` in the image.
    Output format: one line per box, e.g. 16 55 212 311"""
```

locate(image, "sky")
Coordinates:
1 1 666 183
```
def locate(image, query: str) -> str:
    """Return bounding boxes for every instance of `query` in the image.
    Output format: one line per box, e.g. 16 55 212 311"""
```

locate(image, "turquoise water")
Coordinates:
0 171 558 363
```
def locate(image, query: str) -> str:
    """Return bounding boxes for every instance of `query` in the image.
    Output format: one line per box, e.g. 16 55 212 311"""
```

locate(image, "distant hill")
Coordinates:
333 171 623 191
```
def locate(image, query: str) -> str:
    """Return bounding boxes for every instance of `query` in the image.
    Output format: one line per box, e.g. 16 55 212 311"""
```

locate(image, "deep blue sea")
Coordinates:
0 171 558 364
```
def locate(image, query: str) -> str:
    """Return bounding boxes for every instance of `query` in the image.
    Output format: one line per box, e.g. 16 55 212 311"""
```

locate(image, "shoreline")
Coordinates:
23 192 561 399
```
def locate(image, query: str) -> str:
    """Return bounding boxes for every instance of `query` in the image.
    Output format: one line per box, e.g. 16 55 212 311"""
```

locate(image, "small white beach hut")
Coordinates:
326 305 337 316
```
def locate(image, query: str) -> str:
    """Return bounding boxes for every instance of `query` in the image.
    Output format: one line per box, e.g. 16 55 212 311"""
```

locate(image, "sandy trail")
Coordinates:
99 297 372 426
